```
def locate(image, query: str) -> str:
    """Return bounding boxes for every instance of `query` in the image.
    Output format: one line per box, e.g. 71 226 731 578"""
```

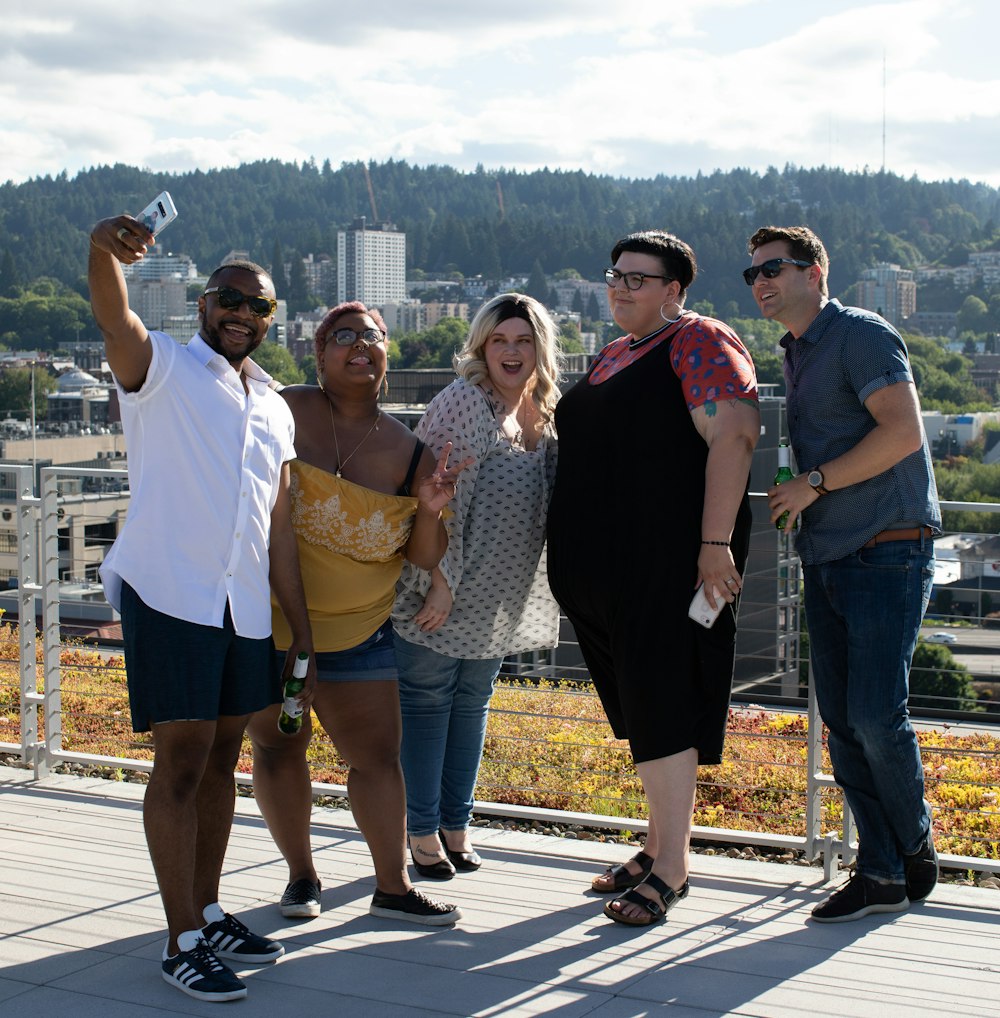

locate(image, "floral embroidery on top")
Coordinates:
290 468 415 564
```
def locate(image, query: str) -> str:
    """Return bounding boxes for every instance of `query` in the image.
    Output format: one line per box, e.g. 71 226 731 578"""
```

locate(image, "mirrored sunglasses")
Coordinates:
329 327 385 347
203 286 277 318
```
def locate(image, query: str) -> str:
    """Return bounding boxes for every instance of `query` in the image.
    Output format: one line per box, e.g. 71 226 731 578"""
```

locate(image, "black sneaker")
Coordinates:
161 934 247 1002
369 887 462 926
280 878 322 918
202 911 284 964
904 835 939 902
811 871 909 923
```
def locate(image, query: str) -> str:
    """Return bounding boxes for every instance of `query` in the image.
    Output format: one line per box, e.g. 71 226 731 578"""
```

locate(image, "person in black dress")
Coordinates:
547 230 760 926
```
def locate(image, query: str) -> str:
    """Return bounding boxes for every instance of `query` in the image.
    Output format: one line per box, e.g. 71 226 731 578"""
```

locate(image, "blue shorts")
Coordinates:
292 619 398 683
121 581 280 732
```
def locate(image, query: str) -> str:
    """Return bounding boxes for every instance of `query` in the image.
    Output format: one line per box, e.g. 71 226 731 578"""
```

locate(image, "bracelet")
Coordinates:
702 540 730 546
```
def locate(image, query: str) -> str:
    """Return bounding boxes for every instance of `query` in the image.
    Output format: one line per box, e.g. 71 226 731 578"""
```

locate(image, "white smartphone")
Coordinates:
688 582 725 629
134 190 178 237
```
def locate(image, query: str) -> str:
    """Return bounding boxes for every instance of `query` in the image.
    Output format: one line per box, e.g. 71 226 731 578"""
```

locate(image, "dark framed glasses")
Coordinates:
328 327 385 347
203 286 277 318
742 258 813 286
604 268 671 290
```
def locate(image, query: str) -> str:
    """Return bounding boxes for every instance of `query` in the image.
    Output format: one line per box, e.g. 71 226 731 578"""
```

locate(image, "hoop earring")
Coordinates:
382 376 389 398
659 302 684 325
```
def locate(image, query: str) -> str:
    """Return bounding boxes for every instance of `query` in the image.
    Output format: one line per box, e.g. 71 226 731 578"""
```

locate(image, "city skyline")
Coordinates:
4 1 1000 189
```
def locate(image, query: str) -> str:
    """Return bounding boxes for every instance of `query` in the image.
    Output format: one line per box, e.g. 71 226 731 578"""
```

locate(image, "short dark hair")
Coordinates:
610 230 697 296
206 259 272 291
748 226 829 297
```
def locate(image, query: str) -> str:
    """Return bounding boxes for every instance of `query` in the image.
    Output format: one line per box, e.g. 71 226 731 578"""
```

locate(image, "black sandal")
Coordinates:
590 850 654 893
604 873 689 926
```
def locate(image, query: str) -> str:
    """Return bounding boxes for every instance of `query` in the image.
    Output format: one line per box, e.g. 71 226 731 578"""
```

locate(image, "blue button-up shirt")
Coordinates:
781 300 941 565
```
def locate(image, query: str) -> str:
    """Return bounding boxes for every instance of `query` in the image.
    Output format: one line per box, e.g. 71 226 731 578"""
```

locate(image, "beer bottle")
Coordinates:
774 442 797 532
278 652 309 735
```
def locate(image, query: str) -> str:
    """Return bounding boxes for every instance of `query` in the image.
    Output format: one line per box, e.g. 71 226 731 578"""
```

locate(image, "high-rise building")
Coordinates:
336 217 406 305
856 262 916 327
126 278 187 332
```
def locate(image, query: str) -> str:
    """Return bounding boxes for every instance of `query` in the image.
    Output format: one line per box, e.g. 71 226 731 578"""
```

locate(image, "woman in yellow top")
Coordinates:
247 301 469 926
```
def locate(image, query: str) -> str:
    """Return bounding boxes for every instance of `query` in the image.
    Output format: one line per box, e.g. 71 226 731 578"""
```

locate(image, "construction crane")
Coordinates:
363 162 379 222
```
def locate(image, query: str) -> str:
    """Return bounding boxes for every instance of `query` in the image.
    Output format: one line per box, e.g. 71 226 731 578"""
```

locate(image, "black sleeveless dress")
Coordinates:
546 331 751 765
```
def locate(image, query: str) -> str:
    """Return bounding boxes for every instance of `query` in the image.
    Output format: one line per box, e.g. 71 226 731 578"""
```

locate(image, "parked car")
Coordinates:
925 631 958 645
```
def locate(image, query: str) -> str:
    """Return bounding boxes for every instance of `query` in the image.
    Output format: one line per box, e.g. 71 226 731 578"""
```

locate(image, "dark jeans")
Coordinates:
804 538 934 882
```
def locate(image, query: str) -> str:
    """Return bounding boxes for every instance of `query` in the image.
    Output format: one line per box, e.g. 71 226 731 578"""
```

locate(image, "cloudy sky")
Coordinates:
4 0 999 188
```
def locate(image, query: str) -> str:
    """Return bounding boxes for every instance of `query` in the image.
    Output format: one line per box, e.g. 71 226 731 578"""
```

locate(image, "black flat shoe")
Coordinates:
409 843 456 880
440 829 482 872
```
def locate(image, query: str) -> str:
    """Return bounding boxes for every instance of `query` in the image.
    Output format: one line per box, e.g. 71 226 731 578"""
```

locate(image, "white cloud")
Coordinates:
2 0 999 187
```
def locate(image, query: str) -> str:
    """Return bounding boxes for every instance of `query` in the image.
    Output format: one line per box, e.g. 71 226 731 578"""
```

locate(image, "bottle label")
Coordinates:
282 696 304 719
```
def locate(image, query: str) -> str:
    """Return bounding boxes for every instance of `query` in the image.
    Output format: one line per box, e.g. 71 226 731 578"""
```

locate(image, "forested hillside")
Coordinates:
2 160 998 316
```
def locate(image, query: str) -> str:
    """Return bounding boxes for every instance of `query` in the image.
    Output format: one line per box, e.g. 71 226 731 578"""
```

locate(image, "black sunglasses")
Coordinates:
203 286 277 318
328 327 386 347
742 258 814 286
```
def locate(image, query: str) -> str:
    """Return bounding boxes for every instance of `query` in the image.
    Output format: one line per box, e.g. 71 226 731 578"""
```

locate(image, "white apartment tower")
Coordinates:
336 217 406 305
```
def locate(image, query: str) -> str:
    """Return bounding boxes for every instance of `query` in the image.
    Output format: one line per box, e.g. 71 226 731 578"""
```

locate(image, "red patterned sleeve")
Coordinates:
669 317 758 411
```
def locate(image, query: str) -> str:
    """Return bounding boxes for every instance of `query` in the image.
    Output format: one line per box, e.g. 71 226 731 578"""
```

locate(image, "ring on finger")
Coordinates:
116 227 129 241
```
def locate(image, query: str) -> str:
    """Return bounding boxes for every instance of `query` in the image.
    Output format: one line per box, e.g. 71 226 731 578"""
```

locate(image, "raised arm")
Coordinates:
88 216 156 391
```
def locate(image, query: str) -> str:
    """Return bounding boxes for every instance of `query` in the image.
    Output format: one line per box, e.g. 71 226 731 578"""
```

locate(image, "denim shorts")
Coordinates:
296 619 398 683
121 581 280 733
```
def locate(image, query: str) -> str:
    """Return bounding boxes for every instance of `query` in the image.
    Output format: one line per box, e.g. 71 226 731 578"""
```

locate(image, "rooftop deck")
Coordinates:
2 763 999 1018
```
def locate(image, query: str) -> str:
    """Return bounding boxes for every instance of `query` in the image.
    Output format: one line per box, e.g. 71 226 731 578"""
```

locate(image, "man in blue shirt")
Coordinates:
747 225 941 923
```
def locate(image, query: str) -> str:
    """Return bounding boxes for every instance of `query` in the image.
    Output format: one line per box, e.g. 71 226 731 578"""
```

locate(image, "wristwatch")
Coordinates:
807 468 830 496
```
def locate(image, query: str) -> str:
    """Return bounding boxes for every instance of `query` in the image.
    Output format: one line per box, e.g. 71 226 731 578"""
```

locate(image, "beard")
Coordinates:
201 317 265 365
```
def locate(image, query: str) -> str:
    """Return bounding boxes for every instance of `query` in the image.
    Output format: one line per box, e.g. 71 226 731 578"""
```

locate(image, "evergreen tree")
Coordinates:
0 250 20 298
287 254 310 315
526 259 549 303
270 239 289 298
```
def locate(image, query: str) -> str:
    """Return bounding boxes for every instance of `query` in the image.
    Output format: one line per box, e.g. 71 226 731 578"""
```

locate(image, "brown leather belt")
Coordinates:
862 526 934 548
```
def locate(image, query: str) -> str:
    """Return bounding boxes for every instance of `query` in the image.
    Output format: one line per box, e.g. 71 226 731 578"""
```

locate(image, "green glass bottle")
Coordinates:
277 652 309 735
774 441 797 532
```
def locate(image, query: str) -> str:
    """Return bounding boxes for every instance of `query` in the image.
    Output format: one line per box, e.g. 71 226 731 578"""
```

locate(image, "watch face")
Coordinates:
808 470 824 488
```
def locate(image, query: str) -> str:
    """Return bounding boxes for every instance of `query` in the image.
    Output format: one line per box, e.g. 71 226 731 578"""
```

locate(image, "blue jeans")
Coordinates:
395 636 504 837
804 538 934 883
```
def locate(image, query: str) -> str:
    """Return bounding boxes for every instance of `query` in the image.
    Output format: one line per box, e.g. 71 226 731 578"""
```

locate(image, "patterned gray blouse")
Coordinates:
393 378 559 660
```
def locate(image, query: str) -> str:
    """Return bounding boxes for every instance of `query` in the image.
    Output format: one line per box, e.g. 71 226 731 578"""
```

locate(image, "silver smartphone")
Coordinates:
134 190 178 237
688 582 724 628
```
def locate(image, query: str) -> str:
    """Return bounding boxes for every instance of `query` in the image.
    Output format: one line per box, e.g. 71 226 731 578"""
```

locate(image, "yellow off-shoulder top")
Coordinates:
271 459 418 652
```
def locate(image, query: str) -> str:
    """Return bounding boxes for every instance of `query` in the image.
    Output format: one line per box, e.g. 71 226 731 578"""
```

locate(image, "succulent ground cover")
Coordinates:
2 629 997 861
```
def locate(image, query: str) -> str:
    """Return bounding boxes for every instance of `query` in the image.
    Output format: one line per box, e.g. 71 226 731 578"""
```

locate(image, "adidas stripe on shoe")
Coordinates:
161 932 246 1002
202 908 284 964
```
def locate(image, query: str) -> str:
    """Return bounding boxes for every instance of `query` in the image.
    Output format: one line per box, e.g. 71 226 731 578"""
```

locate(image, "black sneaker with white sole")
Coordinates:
280 878 322 918
369 887 462 926
161 934 247 1002
202 911 284 964
811 870 909 923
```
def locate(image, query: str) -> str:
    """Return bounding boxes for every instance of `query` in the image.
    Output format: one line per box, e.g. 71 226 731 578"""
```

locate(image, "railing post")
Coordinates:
805 663 824 862
40 468 63 776
14 465 43 775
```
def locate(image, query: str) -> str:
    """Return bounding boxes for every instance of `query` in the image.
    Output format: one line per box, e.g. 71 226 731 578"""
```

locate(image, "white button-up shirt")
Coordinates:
100 332 296 638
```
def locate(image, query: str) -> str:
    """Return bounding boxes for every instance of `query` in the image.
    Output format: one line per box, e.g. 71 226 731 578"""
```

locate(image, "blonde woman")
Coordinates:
393 293 561 878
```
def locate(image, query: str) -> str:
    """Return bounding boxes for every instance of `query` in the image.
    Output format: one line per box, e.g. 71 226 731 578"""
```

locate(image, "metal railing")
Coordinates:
2 465 999 879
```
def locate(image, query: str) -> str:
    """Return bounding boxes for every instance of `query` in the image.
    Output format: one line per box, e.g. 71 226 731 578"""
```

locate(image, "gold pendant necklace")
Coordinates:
328 399 380 477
